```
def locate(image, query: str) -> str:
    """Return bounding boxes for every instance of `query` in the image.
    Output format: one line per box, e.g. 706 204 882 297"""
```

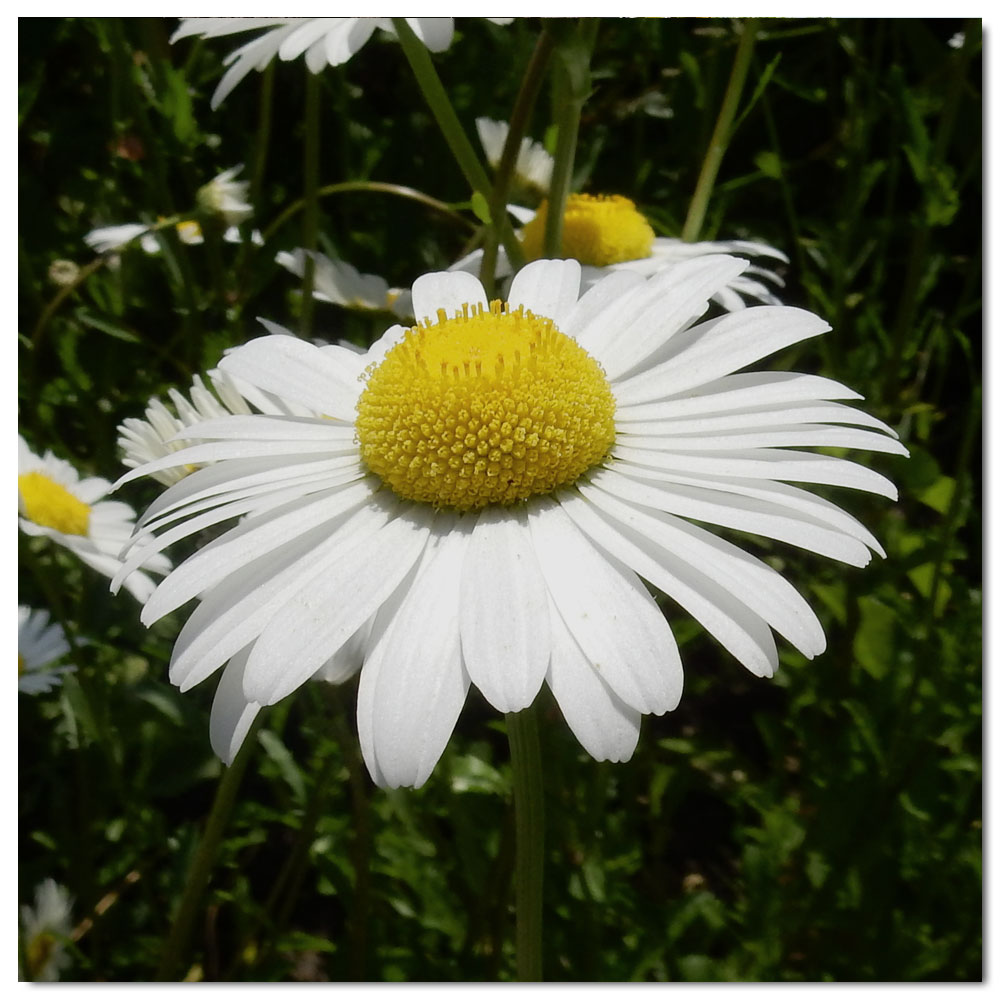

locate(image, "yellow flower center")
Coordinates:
18 472 91 536
356 301 616 511
176 220 203 243
520 193 656 266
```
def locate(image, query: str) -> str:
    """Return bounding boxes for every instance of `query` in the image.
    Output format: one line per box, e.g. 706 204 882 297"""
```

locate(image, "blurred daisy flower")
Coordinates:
18 436 170 602
84 219 255 256
118 363 316 487
118 258 904 788
18 606 74 695
196 165 253 226
476 117 554 198
19 878 74 981
276 249 414 319
173 17 512 109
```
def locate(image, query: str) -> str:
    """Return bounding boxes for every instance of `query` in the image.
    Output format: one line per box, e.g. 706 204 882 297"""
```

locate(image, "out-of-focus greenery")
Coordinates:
19 17 980 982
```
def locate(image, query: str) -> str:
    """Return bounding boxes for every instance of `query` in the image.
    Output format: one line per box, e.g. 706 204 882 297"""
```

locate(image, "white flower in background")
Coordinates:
476 117 554 196
173 17 512 109
276 249 413 320
19 878 74 981
18 606 74 695
118 258 905 789
948 31 965 49
18 436 170 602
461 193 789 311
117 363 316 487
85 219 256 256
196 165 253 226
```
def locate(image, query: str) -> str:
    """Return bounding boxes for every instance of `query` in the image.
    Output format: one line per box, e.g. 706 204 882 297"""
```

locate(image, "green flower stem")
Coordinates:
300 69 321 340
262 181 474 245
681 19 759 243
391 18 525 272
155 721 261 981
543 19 599 258
479 26 556 294
506 700 545 982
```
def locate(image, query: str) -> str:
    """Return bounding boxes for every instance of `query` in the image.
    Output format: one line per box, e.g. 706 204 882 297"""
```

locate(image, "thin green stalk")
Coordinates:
391 18 524 271
506 701 545 982
479 27 556 294
544 19 599 258
681 20 759 243
155 721 261 981
263 181 474 244
300 69 321 339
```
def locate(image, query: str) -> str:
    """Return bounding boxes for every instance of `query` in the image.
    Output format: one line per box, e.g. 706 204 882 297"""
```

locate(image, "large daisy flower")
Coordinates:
172 17 511 109
18 606 74 695
117 258 905 788
459 193 789 312
19 436 170 602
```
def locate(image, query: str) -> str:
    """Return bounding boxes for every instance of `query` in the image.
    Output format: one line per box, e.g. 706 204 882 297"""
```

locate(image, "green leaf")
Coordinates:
469 190 492 226
853 595 897 679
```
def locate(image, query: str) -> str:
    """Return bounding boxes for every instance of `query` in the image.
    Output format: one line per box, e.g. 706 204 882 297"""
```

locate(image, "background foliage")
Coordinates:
18 17 981 982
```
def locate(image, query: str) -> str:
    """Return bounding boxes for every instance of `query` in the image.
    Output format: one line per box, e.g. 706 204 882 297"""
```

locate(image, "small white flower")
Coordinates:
18 606 74 695
276 249 413 319
119 258 904 789
476 117 554 195
197 165 253 227
19 878 74 981
948 31 965 49
85 218 259 257
18 436 171 602
173 17 511 109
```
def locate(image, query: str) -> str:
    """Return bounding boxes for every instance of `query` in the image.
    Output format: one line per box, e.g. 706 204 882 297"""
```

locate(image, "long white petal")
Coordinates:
546 594 642 761
209 648 261 765
506 259 581 330
243 501 435 705
460 504 550 713
617 425 909 456
369 521 471 788
527 497 682 715
559 490 779 678
411 271 487 324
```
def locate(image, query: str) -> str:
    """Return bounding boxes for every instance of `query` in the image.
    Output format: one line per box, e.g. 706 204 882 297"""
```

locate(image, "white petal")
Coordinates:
209 649 261 765
546 595 641 761
219 336 360 420
243 502 435 705
564 269 647 351
411 271 487 324
527 497 682 715
460 504 550 712
617 425 908 456
506 259 582 329
612 307 831 406
559 488 779 678
578 482 826 659
368 521 471 788
404 17 454 52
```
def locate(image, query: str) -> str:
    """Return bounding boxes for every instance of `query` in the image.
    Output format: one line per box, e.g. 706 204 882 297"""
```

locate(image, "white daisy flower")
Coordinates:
18 606 74 695
476 117 554 196
84 219 255 257
117 361 318 487
18 437 171 603
19 878 74 981
196 165 253 227
465 193 789 311
276 249 413 320
173 17 511 110
118 259 905 788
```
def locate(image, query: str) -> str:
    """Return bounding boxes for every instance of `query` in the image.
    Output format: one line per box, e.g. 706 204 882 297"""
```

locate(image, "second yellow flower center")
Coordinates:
18 472 91 536
356 301 617 511
520 193 656 267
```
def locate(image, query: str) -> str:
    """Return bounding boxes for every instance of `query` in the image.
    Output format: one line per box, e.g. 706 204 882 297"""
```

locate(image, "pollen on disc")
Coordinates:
356 301 617 511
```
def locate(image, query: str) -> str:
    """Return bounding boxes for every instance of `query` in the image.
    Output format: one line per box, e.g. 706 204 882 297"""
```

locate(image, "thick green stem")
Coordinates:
300 69 321 339
506 701 545 982
681 19 759 243
544 19 598 258
155 722 260 981
391 18 524 271
479 27 556 293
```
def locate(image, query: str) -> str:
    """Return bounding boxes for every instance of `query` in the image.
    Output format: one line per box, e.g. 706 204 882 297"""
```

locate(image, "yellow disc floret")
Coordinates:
18 472 91 536
520 193 656 266
356 301 617 511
